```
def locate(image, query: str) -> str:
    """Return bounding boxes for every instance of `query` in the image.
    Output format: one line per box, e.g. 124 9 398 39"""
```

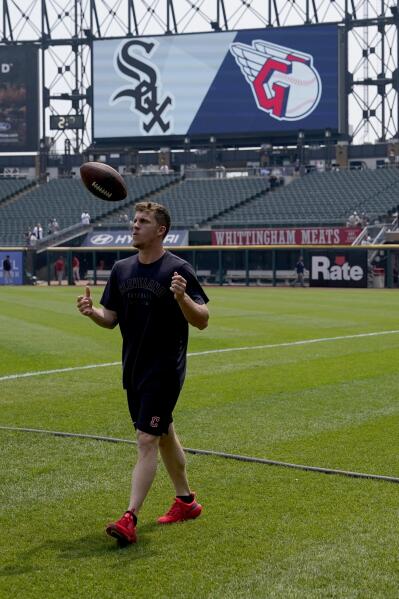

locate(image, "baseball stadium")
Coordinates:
1 1 399 597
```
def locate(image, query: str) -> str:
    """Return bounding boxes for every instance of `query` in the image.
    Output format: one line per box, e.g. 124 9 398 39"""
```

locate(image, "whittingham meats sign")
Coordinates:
211 227 361 246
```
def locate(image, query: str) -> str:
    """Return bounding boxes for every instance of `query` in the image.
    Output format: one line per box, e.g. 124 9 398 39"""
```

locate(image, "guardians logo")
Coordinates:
230 40 322 121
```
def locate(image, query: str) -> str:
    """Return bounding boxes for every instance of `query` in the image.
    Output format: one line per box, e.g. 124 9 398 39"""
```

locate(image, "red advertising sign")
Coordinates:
211 227 362 246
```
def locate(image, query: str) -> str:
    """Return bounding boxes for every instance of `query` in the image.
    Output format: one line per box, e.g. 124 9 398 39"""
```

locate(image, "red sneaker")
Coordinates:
106 511 137 545
158 495 202 524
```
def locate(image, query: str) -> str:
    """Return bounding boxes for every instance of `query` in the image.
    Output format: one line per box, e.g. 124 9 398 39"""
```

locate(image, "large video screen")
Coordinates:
93 24 339 145
0 45 39 151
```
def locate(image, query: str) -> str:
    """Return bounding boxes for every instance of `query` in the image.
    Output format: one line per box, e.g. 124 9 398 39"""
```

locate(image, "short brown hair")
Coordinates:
134 201 171 238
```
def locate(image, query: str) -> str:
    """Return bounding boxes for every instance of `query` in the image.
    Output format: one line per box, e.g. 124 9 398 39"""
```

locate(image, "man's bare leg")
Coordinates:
159 423 191 496
128 431 160 513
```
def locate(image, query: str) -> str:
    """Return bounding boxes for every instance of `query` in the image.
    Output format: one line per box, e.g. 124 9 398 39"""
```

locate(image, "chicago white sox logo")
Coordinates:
111 40 173 134
230 40 322 121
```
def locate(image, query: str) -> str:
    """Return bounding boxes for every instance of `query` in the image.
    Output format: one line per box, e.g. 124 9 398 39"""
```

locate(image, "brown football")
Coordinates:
80 161 128 202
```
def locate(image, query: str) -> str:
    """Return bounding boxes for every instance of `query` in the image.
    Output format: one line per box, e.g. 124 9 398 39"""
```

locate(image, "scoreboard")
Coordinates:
93 24 340 146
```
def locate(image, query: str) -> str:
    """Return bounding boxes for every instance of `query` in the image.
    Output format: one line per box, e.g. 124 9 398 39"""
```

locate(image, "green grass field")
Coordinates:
1 285 399 598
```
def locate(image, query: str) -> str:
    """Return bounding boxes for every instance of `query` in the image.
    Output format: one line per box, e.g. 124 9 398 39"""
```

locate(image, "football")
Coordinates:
80 161 128 202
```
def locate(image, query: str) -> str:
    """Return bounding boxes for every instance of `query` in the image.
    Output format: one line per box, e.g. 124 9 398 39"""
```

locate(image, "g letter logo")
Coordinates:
230 40 322 121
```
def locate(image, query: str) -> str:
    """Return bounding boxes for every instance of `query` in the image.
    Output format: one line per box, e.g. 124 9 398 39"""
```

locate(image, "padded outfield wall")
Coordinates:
17 246 399 289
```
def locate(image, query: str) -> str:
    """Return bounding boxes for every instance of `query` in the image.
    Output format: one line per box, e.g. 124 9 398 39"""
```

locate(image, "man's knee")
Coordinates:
136 430 159 455
159 424 178 449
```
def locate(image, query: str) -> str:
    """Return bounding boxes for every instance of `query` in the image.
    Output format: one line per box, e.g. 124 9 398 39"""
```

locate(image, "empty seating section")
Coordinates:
2 169 399 246
210 169 399 227
0 178 34 204
0 174 179 246
143 177 271 227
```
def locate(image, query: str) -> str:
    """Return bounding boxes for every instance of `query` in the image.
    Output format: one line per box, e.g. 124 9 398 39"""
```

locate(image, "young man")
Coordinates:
54 256 65 285
291 255 306 287
2 255 12 284
72 255 80 284
77 202 209 545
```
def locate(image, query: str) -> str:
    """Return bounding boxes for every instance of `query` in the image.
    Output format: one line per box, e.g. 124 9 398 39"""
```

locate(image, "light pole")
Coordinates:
184 136 190 171
39 138 48 183
297 130 305 175
209 136 216 170
325 128 332 171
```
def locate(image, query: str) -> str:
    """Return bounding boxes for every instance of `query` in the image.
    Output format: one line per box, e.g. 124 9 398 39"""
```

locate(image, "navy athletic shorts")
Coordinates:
126 384 181 436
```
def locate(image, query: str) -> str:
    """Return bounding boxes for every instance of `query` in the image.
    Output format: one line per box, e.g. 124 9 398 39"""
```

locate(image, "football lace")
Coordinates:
91 181 113 199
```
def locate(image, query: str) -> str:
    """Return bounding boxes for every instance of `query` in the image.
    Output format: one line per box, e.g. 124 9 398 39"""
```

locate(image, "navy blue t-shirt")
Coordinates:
100 251 209 391
296 260 305 274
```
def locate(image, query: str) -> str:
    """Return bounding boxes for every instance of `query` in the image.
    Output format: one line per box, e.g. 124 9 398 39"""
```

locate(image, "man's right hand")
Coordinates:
77 286 94 316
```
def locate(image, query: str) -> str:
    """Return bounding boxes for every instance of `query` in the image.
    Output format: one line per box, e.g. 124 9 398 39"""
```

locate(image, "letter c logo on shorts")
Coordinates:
150 416 160 428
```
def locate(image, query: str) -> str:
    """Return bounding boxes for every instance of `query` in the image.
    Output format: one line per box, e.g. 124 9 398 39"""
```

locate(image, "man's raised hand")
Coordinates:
77 285 94 316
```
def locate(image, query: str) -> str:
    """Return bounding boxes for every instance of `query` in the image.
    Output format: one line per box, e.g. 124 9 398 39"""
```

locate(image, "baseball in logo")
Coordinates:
111 39 173 135
230 40 322 121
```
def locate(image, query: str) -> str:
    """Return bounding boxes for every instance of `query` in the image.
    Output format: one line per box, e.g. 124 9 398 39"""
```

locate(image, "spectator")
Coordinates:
54 256 65 285
2 255 12 284
33 223 43 239
29 231 37 246
81 210 91 225
347 212 358 227
51 218 60 233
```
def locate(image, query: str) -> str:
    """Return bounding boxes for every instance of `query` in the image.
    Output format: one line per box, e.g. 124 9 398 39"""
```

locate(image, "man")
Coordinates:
81 210 90 225
2 255 12 284
33 223 43 240
72 255 80 284
292 255 306 287
77 201 209 545
54 256 65 285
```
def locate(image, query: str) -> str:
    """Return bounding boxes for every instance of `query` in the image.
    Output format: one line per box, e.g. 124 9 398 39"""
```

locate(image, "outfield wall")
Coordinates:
18 246 399 289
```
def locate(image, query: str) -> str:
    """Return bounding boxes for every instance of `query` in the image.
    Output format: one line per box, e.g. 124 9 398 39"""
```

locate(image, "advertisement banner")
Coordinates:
93 24 338 143
83 230 188 247
309 250 368 288
0 45 39 151
211 227 362 246
0 251 23 285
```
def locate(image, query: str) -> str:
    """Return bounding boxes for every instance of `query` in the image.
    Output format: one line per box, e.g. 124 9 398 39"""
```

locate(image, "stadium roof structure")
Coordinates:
0 0 397 152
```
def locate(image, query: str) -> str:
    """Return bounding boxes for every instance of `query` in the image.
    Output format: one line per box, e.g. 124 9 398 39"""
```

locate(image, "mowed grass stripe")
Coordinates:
2 432 399 599
1 321 398 473
1 327 399 381
1 286 399 598
1 286 399 373
2 425 399 484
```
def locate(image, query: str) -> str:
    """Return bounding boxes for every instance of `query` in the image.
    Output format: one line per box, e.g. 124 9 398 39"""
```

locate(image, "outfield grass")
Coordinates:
1 286 399 598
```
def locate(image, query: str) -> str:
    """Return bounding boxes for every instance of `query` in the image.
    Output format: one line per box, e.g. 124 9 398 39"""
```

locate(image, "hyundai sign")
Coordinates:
93 24 339 145
309 250 368 288
84 229 188 247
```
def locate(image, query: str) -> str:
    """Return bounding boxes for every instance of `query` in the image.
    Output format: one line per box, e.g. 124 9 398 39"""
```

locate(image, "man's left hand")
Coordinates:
170 271 187 301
